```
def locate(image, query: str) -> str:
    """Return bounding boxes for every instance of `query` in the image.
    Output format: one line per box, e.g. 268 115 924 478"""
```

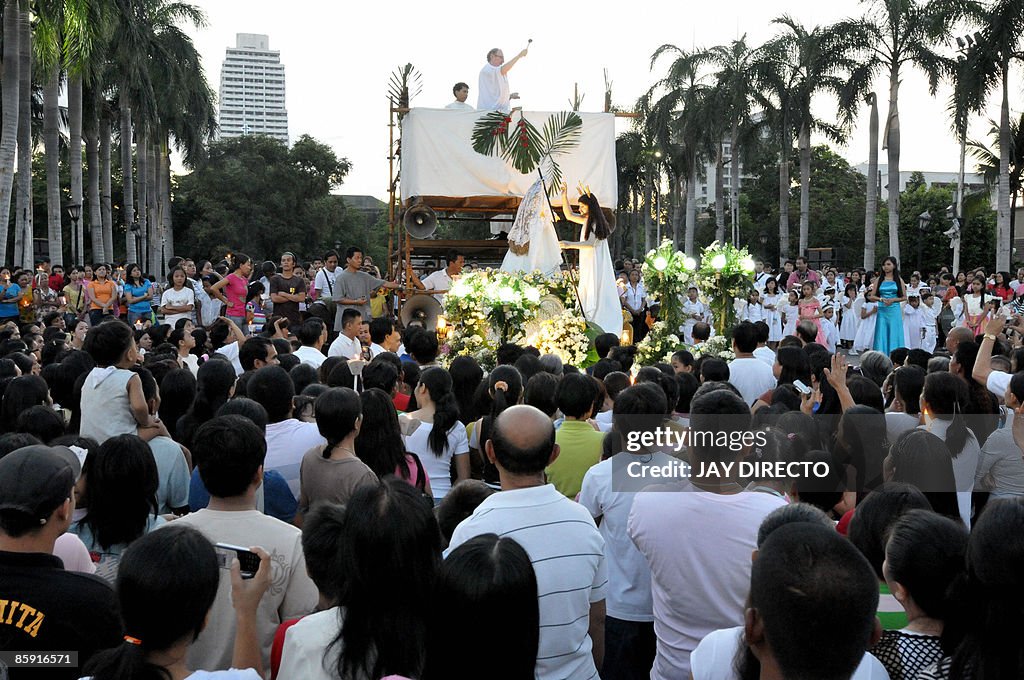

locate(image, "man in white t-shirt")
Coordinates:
445 82 474 110
727 321 777 406
628 389 786 680
173 415 318 672
313 250 339 302
448 405 607 680
477 46 528 112
580 383 673 680
247 366 327 498
419 250 464 305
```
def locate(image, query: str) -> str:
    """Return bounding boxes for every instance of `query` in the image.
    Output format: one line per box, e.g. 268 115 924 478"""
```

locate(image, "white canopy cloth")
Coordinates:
400 109 617 203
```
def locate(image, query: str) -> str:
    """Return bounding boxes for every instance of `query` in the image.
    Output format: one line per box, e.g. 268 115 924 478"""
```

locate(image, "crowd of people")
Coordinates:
3 245 1024 680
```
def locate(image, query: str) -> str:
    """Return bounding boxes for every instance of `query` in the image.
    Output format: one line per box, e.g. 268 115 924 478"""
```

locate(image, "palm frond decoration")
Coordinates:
388 63 422 109
472 110 583 190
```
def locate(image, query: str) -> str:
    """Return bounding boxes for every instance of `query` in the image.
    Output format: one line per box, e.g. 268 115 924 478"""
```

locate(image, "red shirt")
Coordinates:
270 617 303 680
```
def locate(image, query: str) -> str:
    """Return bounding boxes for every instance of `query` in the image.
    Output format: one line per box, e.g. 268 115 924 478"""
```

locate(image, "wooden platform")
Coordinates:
407 238 509 258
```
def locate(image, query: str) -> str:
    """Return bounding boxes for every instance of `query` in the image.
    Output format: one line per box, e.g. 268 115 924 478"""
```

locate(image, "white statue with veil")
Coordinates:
500 177 562 277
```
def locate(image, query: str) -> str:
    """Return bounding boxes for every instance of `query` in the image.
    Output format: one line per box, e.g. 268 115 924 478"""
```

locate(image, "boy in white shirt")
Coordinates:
902 294 924 350
920 290 938 354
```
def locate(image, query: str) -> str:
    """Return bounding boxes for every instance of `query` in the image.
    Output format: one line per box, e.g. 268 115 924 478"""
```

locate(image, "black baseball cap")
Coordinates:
0 446 80 525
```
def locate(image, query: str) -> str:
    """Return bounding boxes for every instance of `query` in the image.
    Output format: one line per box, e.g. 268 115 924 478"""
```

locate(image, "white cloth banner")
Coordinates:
400 108 618 203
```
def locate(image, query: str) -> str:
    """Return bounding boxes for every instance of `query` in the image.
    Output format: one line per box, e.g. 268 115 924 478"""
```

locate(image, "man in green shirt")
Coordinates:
547 373 605 498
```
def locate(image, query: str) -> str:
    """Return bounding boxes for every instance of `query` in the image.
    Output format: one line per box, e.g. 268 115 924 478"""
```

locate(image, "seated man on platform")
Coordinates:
478 47 527 112
445 82 474 110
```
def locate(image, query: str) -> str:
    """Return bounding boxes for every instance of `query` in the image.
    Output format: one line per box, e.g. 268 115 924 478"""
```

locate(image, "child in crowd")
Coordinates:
781 290 799 337
742 290 765 324
820 305 840 354
902 294 924 351
920 290 938 354
78 319 167 444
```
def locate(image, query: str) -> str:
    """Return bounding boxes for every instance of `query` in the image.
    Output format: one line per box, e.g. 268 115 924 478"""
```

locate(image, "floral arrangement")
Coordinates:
634 239 693 364
691 335 735 362
693 241 755 339
635 320 683 367
526 311 590 367
440 268 580 369
639 238 694 327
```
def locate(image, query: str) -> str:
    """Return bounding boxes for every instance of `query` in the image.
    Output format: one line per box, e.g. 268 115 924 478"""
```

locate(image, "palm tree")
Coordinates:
752 42 801 265
708 37 759 248
0 0 22 266
969 0 1024 270
861 0 967 262
864 93 880 269
769 16 873 259
645 46 714 254
968 115 1024 255
615 131 645 257
14 0 32 269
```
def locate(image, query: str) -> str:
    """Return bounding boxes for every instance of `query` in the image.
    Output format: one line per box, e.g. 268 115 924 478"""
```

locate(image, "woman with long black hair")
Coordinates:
869 256 907 355
559 182 621 337
174 358 236 451
278 478 440 680
355 387 432 496
919 372 980 527
469 364 524 488
402 366 468 503
82 524 271 680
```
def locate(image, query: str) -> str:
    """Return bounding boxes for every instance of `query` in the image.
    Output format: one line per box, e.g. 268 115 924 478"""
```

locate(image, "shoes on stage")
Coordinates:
848 349 859 356
490 231 508 240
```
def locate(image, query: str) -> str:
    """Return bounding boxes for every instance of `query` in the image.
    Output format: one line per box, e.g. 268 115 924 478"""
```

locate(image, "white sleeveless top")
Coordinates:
79 367 138 444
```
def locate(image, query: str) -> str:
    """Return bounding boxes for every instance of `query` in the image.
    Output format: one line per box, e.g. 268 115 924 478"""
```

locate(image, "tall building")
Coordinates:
218 33 289 144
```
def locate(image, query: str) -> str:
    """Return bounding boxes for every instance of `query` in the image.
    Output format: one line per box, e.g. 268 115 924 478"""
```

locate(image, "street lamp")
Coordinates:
759 231 768 259
917 210 931 273
65 203 81 265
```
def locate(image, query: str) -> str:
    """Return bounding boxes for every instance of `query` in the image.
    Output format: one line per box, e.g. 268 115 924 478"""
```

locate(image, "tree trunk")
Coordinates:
885 67 901 262
0 0 21 265
714 144 725 244
864 93 878 271
100 113 113 260
671 175 681 249
44 72 63 265
69 77 84 266
14 0 30 269
147 142 160 276
685 156 697 254
162 142 174 263
778 126 791 267
643 180 653 252
997 64 1012 271
85 110 105 262
136 126 148 268
798 122 811 256
731 124 740 250
121 105 136 264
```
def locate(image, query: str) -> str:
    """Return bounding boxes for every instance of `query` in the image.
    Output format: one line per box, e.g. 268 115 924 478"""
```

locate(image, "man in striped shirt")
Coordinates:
447 405 608 680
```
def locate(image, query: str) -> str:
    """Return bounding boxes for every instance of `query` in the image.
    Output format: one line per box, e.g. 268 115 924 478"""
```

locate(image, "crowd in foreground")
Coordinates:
2 248 1024 680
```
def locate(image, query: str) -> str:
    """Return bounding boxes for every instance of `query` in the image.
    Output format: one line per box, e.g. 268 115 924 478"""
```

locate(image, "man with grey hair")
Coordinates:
478 46 528 112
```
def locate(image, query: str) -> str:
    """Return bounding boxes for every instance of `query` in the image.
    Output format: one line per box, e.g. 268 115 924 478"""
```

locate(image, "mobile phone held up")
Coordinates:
792 379 812 395
215 543 261 579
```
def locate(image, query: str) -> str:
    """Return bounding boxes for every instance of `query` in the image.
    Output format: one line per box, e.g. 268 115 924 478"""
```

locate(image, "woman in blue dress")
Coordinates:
870 256 906 354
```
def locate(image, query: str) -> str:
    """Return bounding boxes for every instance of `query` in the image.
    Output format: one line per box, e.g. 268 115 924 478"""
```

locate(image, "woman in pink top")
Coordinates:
209 252 253 331
356 387 432 497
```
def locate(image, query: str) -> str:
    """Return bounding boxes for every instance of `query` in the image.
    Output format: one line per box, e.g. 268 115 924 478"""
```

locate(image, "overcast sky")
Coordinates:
183 0 1019 199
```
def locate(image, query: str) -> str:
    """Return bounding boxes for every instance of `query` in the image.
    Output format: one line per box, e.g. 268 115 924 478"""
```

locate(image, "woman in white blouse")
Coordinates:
400 367 470 503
